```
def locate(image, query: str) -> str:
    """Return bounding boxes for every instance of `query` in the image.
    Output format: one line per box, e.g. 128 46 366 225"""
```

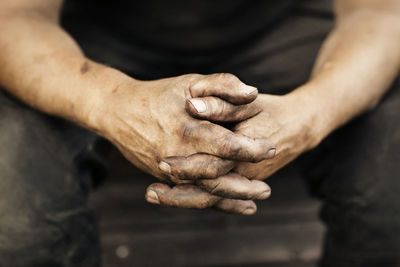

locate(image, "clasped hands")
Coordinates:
99 73 317 215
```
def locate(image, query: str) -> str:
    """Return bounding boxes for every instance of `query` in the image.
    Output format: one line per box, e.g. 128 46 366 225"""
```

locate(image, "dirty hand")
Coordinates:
232 92 319 180
96 74 276 212
147 90 320 214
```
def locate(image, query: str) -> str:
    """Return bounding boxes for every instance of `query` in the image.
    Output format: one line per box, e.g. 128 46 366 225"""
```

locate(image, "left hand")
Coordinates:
185 90 320 182
232 91 320 180
146 88 321 214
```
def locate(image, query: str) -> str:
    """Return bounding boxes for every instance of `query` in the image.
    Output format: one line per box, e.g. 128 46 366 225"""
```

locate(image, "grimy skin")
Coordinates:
1 0 400 215
0 0 275 215
149 0 400 211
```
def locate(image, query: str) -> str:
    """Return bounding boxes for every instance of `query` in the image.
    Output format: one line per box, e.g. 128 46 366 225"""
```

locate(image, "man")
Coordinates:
0 0 399 266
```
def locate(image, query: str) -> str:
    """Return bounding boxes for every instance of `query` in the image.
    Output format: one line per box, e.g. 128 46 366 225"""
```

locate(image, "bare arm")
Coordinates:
294 0 400 145
150 0 400 208
0 0 127 129
0 0 277 214
183 0 400 180
231 0 400 179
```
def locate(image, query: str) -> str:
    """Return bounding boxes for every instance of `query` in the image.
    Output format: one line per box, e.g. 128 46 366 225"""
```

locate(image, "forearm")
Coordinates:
0 7 130 131
290 10 400 146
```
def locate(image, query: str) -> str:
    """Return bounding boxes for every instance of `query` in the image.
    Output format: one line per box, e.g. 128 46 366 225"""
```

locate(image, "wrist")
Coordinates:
76 64 138 135
284 85 331 150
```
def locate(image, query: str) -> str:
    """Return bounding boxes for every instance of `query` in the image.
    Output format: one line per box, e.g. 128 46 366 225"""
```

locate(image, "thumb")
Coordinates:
186 96 262 122
190 73 258 105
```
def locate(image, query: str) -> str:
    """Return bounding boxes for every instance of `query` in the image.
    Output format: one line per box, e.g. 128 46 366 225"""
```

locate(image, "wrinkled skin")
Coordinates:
146 91 320 212
233 93 319 180
1 0 399 216
97 73 277 214
186 92 319 180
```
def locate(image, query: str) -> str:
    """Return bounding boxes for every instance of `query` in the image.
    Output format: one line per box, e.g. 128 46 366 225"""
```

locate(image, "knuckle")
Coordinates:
170 170 185 181
184 73 203 82
204 165 218 179
219 100 229 118
221 135 242 158
188 74 206 95
206 97 218 111
217 72 238 82
209 181 223 195
208 97 227 119
219 73 241 89
200 157 227 179
180 121 196 140
266 140 276 150
246 140 269 162
218 135 233 156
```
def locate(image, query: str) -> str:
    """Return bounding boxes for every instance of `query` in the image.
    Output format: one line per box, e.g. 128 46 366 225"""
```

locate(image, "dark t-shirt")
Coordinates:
62 0 296 52
61 1 298 76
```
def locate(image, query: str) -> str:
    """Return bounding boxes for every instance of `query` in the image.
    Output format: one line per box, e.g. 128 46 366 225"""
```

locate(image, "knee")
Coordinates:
0 198 100 267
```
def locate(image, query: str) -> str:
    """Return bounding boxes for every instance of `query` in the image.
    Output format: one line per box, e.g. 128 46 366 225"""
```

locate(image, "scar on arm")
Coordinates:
80 61 90 74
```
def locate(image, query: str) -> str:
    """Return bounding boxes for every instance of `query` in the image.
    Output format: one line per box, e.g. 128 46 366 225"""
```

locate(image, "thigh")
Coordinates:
304 81 400 267
0 90 105 267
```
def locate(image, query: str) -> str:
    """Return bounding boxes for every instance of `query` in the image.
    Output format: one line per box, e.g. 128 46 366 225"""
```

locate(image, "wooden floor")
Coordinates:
90 152 325 267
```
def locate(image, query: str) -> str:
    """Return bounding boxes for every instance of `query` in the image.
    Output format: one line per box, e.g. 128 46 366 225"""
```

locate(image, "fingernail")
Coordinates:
267 148 276 158
146 190 160 205
158 161 171 174
239 84 258 95
258 190 271 200
242 207 256 215
188 99 207 113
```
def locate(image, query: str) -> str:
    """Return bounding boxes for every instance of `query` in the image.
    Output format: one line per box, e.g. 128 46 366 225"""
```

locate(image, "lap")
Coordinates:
303 81 400 266
0 90 105 267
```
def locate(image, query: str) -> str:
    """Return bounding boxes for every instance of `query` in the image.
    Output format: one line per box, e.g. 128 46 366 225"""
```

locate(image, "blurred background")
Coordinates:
91 148 325 267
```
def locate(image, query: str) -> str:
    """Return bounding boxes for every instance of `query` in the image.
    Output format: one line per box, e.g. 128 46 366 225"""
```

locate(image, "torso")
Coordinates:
61 0 298 76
